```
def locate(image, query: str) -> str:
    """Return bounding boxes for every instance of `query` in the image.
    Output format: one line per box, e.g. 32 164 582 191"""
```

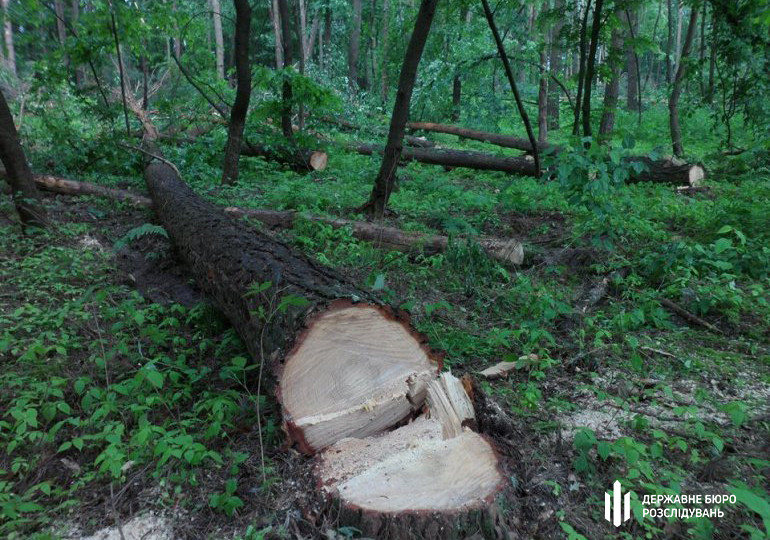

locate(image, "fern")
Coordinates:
114 223 168 251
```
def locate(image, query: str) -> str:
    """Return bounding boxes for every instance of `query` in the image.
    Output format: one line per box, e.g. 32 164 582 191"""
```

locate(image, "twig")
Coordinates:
659 297 724 334
119 143 182 177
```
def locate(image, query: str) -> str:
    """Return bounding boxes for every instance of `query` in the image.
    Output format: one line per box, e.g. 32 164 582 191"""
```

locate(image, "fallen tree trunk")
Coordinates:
407 121 550 153
241 141 328 172
351 142 537 176
28 173 152 206
624 156 705 186
403 123 704 186
25 173 523 265
139 147 504 536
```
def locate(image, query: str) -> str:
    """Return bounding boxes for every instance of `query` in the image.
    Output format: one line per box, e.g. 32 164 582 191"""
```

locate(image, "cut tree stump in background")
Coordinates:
137 137 505 537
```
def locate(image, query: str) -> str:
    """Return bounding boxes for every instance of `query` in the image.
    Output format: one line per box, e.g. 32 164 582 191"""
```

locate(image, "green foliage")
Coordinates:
113 223 168 251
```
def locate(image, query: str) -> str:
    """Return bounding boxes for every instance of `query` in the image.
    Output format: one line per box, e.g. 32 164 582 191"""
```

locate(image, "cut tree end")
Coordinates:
318 417 503 513
689 165 705 187
309 151 328 171
280 303 439 454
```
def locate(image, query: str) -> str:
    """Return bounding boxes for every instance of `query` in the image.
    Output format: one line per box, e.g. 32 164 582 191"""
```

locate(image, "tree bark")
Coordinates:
669 7 697 157
270 0 283 69
210 0 225 79
221 0 251 184
0 89 46 227
241 142 327 172
2 0 15 76
18 173 523 266
54 0 69 69
348 0 363 91
573 0 592 134
666 0 673 83
625 8 639 111
72 0 84 86
407 122 549 152
537 47 548 143
599 25 623 138
277 0 294 139
365 0 438 217
581 0 604 138
353 142 537 176
547 0 564 129
138 129 503 537
481 0 540 175
379 0 390 103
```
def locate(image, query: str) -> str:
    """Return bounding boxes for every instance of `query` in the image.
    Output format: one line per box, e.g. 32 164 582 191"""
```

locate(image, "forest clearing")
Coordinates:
0 0 768 539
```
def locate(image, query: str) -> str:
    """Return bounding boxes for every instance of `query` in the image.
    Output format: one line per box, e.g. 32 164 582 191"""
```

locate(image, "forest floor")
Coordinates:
2 108 770 539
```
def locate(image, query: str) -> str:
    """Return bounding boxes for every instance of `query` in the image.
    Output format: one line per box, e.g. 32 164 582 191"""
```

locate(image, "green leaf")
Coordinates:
714 237 733 254
145 370 164 389
729 487 770 536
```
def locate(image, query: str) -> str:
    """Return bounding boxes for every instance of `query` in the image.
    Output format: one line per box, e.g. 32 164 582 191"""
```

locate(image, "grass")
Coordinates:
1 98 769 539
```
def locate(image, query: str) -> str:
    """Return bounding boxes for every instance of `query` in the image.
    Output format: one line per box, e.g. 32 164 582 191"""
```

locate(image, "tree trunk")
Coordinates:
581 0 604 138
625 8 639 111
365 0 438 217
379 0 390 103
241 141 327 172
707 8 715 102
573 0 592 134
322 6 332 67
270 0 283 69
277 0 294 139
599 25 623 138
20 172 523 266
666 0 673 83
139 139 504 539
407 122 549 152
71 0 84 86
0 89 46 227
537 47 548 143
547 0 564 130
481 0 540 175
221 0 251 184
2 0 15 76
353 142 537 176
348 0 362 91
54 0 69 69
210 0 225 79
625 156 704 186
451 75 461 122
669 7 697 157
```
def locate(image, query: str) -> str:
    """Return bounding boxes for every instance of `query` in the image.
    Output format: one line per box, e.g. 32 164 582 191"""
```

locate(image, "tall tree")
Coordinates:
210 0 225 79
221 0 252 184
0 89 46 227
481 0 540 175
2 0 16 76
348 0 363 91
573 0 592 134
580 0 605 138
547 0 564 129
599 24 624 137
379 0 390 103
270 0 283 68
54 0 69 69
364 0 438 217
625 7 639 111
669 6 698 157
277 0 294 138
666 0 673 83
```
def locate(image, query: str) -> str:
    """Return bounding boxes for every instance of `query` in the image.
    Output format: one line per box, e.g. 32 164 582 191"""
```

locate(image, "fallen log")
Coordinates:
139 147 505 537
403 123 704 186
624 156 705 186
351 142 537 176
241 141 328 172
226 207 524 265
407 121 549 153
25 173 523 265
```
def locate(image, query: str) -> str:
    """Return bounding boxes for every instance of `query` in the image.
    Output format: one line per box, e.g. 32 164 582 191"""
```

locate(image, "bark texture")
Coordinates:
366 0 438 217
407 122 549 152
0 89 46 227
669 7 698 157
221 0 252 184
210 0 225 79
